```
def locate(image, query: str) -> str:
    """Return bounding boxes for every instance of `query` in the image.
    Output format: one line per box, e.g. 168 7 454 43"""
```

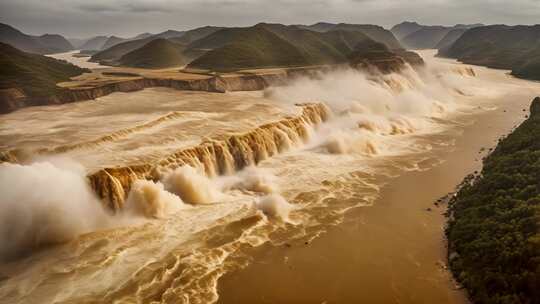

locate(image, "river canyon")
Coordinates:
1 50 539 304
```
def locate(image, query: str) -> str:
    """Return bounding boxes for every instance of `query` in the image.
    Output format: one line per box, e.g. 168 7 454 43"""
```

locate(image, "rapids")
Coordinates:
1 51 540 303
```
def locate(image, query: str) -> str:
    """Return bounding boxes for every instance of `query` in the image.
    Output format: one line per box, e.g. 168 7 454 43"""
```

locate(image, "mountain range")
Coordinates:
439 24 540 80
88 22 416 70
0 23 74 54
299 22 402 50
89 26 224 65
186 23 421 72
391 22 483 49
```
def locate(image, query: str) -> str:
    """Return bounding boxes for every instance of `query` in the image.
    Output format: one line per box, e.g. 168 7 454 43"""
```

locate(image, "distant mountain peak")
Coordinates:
0 22 73 54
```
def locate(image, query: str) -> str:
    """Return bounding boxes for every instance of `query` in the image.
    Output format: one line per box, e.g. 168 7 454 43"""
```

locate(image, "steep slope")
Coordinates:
91 26 221 65
0 42 88 112
80 36 108 50
187 24 413 72
348 40 406 73
446 97 540 304
153 30 185 39
68 37 88 49
186 27 253 50
439 25 540 80
101 36 126 50
329 23 402 50
118 39 188 68
397 23 483 50
299 22 337 32
132 33 153 40
256 24 351 63
390 21 423 40
401 26 452 49
435 28 467 52
0 23 73 54
299 22 402 50
319 29 374 55
169 26 224 45
36 34 74 53
90 37 155 63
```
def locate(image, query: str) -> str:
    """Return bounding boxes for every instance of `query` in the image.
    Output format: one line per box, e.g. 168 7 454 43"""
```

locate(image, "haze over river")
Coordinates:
1 51 539 303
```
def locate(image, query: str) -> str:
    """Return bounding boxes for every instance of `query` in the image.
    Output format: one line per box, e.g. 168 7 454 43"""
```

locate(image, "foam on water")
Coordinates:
2 51 537 303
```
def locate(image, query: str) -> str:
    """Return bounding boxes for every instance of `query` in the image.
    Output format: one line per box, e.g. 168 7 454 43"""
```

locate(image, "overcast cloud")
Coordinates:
1 0 539 38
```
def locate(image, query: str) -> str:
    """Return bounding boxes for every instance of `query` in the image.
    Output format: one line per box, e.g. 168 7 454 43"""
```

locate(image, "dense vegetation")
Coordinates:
118 38 188 68
439 25 540 81
446 97 540 304
0 42 88 97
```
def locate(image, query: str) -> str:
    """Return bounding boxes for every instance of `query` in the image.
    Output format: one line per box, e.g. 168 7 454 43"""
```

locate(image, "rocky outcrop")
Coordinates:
393 49 425 66
1 66 340 114
348 42 406 74
88 103 330 210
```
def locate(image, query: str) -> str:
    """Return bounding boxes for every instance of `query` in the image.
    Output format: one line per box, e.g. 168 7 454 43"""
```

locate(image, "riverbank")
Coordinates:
216 57 540 304
445 97 540 303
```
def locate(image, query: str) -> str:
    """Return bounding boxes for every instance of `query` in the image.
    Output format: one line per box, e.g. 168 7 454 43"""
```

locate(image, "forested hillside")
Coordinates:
446 97 540 304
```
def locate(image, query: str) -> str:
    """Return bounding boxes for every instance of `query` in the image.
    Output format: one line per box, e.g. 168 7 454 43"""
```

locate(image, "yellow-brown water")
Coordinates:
1 51 539 303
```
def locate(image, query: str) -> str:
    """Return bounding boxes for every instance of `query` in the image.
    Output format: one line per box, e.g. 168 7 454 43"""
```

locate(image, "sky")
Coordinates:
1 0 539 38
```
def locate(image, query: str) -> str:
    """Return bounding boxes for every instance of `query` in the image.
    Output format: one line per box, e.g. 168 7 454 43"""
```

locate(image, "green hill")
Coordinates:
257 24 353 63
186 26 255 50
91 26 222 65
90 37 155 63
118 39 188 68
446 97 540 304
169 26 224 45
300 22 402 50
187 24 419 72
439 25 540 80
187 26 310 71
0 23 73 54
329 24 402 50
0 42 87 101
187 24 379 71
